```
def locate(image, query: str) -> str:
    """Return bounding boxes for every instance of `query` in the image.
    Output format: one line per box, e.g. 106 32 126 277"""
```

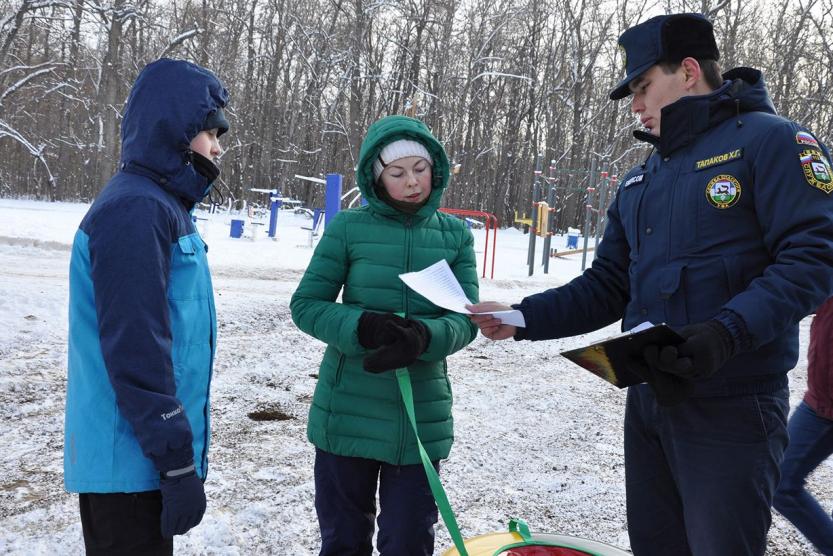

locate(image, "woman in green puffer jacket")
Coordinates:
290 115 479 555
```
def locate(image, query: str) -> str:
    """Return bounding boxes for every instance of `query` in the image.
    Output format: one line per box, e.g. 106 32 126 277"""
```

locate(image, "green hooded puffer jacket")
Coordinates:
290 115 479 465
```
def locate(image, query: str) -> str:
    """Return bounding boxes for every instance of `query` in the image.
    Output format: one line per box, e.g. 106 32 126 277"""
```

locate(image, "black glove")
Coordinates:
363 319 431 373
159 465 206 538
645 320 735 380
357 312 409 349
630 346 694 407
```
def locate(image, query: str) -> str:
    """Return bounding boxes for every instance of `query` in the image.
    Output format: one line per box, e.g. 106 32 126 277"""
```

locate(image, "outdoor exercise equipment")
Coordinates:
526 156 562 275
523 156 617 275
250 188 302 240
594 175 616 253
513 211 533 232
301 208 325 247
581 171 616 271
439 208 498 279
229 218 244 238
294 173 343 229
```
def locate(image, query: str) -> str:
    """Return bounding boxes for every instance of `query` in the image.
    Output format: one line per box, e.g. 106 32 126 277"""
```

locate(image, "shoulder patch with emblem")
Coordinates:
694 149 743 171
705 174 741 209
800 149 833 193
796 131 820 148
623 174 644 188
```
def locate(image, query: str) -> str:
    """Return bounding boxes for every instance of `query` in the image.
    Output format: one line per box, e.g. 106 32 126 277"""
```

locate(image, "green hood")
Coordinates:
356 115 450 218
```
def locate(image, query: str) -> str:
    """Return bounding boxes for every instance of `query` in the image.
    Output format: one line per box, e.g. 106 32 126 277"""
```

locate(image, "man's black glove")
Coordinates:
357 312 409 349
362 318 431 373
159 464 206 538
630 347 694 407
645 320 735 380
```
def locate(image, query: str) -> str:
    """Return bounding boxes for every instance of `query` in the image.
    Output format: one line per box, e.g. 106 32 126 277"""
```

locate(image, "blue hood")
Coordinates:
120 58 229 203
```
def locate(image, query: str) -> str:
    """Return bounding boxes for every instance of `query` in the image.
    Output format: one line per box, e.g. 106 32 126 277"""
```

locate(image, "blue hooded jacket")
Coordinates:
64 58 228 492
516 68 833 396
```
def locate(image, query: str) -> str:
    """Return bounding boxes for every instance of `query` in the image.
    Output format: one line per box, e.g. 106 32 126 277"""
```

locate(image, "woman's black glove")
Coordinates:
644 320 735 380
357 312 409 349
358 312 431 373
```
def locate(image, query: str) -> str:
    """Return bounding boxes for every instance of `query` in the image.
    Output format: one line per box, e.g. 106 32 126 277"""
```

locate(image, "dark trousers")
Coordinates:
624 384 789 555
79 491 172 556
773 401 833 555
314 448 439 556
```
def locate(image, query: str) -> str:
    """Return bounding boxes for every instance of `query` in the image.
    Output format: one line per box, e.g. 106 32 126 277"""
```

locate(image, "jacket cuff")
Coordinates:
713 308 754 355
150 445 195 475
511 303 528 341
160 463 196 480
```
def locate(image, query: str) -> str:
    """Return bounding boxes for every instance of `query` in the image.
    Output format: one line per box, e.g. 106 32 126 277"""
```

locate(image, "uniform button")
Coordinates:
640 308 648 316
646 227 653 234
159 177 168 184
663 156 670 162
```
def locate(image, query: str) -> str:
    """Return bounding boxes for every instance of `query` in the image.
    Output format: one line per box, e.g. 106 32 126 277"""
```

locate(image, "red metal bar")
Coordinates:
489 213 498 280
439 208 498 279
483 215 491 279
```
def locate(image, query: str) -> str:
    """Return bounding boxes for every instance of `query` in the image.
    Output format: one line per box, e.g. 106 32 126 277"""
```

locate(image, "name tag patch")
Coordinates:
695 149 743 171
623 174 644 188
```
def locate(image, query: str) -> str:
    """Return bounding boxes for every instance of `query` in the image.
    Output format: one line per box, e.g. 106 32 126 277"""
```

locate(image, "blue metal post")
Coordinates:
268 194 281 238
325 173 342 228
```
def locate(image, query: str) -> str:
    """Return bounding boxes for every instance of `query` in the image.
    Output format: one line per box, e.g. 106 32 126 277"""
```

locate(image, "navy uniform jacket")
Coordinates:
517 68 833 396
65 59 227 492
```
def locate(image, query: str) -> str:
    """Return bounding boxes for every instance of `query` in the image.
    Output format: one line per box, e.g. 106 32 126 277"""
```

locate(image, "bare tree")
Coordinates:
0 0 831 237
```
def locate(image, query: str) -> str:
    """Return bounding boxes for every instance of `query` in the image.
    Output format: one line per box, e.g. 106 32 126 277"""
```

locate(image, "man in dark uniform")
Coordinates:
469 13 833 555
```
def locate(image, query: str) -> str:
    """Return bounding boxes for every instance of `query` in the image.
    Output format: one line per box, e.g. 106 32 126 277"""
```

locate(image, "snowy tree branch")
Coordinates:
157 25 202 58
0 119 55 187
0 66 56 107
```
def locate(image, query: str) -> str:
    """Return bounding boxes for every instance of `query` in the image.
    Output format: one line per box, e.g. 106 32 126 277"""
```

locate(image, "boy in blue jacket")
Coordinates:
64 58 228 554
470 13 833 556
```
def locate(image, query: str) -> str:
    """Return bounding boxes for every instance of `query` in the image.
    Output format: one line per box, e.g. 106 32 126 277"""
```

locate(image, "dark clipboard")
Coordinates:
559 324 685 388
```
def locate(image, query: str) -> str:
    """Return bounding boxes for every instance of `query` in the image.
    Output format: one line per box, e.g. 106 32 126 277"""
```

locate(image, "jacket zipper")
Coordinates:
334 353 346 386
404 217 413 316
396 217 414 464
202 239 214 475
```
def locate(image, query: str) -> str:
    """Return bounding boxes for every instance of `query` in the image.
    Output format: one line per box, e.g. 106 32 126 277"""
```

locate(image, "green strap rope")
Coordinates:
491 519 606 556
396 370 605 556
396 368 469 556
509 518 533 539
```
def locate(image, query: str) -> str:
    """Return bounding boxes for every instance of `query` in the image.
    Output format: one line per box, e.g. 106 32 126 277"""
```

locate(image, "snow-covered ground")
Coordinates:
0 198 824 555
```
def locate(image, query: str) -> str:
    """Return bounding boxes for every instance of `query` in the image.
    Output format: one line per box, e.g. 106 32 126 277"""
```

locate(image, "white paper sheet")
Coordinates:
398 260 526 327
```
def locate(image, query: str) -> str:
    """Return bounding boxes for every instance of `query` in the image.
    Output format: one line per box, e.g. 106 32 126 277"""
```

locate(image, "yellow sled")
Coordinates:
441 519 631 556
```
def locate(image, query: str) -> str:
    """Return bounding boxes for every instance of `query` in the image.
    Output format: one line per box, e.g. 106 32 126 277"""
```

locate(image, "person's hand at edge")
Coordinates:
467 301 517 341
159 463 206 538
